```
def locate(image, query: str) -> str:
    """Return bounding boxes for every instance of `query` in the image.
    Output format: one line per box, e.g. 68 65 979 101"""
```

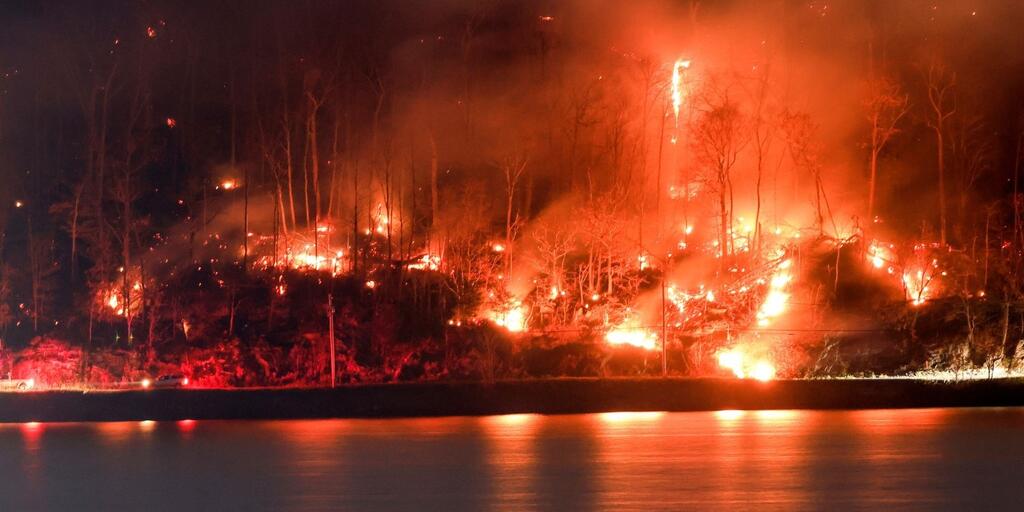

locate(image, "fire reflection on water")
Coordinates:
0 409 1022 509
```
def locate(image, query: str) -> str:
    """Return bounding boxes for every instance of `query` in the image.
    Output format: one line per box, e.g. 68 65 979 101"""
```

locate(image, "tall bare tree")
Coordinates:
691 91 745 259
925 62 956 245
864 76 909 225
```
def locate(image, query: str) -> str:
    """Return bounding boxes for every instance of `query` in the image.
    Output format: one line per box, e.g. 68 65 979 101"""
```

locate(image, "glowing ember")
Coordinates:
219 179 238 190
407 254 441 271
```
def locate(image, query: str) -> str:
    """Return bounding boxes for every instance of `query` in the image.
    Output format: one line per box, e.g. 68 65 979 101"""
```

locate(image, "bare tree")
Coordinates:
27 232 58 333
690 92 745 259
782 111 838 237
949 112 993 238
925 62 956 245
864 76 909 225
746 62 778 256
532 223 576 324
499 152 528 277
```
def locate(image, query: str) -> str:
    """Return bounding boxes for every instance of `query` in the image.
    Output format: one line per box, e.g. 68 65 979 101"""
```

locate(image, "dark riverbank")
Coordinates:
2 378 1024 423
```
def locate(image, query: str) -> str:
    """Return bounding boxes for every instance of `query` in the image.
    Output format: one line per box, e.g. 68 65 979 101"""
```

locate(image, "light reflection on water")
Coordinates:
1 408 1023 511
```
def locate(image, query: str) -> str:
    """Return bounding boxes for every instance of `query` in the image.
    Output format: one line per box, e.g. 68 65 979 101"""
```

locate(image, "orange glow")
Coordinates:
751 361 776 382
101 279 143 317
605 317 657 350
902 263 939 306
717 348 775 381
490 413 539 427
670 59 692 134
714 409 746 421
756 259 792 327
407 254 441 271
489 300 527 332
598 411 666 423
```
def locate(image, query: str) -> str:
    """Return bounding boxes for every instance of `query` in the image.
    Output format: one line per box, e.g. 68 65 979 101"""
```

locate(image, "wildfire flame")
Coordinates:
717 348 775 381
489 299 527 333
756 259 792 327
605 316 658 350
670 59 691 139
407 254 442 271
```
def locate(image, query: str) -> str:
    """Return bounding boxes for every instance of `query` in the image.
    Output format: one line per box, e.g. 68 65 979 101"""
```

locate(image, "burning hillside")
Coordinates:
0 1 1023 387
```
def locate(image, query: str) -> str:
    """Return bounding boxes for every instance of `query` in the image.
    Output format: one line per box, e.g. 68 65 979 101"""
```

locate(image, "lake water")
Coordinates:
2 408 1023 511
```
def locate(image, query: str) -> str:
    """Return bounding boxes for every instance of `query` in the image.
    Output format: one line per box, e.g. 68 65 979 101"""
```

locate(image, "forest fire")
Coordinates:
0 0 1020 391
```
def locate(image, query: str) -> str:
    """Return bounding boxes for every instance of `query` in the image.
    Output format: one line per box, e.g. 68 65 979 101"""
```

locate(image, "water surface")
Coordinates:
2 408 1023 511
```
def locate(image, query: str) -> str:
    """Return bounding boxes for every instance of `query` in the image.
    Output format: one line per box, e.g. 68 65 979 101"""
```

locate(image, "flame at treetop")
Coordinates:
670 59 691 131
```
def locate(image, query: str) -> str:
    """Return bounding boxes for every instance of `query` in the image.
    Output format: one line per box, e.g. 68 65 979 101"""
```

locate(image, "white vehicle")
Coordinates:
141 374 190 389
0 378 35 391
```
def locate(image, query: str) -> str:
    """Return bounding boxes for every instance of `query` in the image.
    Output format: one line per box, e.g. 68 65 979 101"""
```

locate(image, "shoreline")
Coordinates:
2 377 1023 423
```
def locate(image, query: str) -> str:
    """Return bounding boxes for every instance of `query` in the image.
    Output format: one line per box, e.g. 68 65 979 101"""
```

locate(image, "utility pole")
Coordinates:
661 278 668 377
328 293 336 387
242 164 249 271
